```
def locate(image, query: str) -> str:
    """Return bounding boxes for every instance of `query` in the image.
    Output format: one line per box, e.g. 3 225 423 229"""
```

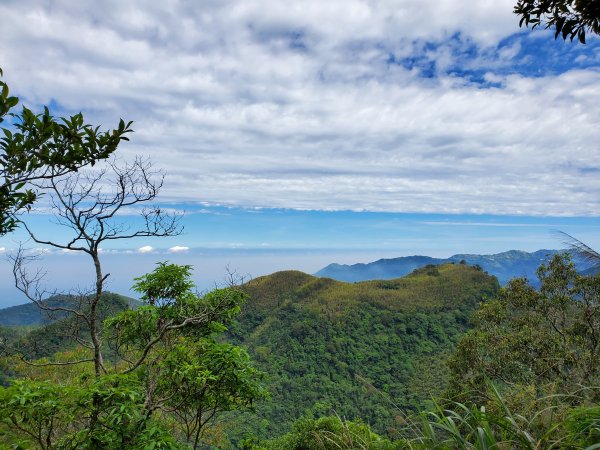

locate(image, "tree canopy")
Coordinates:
514 0 600 43
447 253 600 408
0 68 132 236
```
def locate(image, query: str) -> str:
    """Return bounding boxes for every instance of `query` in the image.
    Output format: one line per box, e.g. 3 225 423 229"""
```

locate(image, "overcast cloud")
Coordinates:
1 0 599 215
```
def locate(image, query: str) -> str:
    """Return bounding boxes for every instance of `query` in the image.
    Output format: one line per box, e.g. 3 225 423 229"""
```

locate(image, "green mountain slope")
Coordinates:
0 293 138 327
0 295 82 327
229 264 499 438
1 292 136 360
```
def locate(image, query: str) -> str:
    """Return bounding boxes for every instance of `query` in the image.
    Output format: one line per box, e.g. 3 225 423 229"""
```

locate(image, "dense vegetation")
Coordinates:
1 255 599 448
0 293 135 361
0 265 266 449
227 264 499 439
253 254 600 449
447 254 600 418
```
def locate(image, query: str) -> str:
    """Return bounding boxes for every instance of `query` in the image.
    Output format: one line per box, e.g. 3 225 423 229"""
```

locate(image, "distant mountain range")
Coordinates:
315 249 598 286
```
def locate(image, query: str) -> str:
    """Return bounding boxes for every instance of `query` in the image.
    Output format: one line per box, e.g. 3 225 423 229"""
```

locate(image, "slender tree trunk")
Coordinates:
90 250 105 376
89 249 105 448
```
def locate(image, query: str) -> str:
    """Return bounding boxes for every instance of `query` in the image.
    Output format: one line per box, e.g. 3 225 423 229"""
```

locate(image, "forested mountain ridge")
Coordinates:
315 249 589 285
0 292 138 327
0 293 137 362
226 264 499 438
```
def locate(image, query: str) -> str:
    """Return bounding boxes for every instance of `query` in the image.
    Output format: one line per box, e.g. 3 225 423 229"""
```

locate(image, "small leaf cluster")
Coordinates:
514 0 600 43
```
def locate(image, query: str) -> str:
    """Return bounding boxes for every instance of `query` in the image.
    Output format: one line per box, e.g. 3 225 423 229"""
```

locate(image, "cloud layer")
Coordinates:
1 0 599 215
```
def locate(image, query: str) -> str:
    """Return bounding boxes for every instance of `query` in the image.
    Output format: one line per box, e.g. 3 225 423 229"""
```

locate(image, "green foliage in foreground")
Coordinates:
0 376 179 449
447 254 600 409
514 0 600 43
255 387 600 449
0 263 266 449
2 256 599 449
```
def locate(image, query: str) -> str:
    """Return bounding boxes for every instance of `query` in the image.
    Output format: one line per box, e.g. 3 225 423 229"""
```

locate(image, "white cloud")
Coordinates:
0 248 5 254
168 246 190 253
138 245 154 254
1 0 598 216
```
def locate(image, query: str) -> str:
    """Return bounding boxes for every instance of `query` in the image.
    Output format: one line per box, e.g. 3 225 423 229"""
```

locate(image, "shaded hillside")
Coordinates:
582 264 600 276
0 295 81 327
1 293 136 360
228 264 499 437
315 249 586 286
0 293 138 327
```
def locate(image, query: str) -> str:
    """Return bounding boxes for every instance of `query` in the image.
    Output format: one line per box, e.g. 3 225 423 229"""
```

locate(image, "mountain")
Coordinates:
227 264 499 438
0 293 138 327
582 264 600 276
0 295 83 327
316 255 448 283
315 249 587 286
0 292 137 361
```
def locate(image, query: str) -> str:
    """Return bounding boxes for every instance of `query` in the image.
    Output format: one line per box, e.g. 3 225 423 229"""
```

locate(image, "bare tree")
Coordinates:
11 157 181 376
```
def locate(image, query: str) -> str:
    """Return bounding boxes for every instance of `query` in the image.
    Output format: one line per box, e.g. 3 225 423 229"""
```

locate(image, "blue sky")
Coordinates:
0 0 599 306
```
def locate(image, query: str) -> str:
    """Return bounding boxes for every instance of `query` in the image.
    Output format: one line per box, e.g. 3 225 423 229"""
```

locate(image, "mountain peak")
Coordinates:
315 249 584 286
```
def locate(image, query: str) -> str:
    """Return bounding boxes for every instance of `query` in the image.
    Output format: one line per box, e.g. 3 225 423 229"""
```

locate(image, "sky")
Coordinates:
0 0 599 306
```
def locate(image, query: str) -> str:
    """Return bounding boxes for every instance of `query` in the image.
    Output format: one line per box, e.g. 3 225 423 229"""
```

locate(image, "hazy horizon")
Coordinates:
2 208 598 307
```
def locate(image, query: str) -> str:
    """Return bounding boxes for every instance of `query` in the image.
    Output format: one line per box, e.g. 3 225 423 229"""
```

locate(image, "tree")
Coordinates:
446 253 600 408
106 263 266 448
2 155 266 447
514 0 600 43
12 157 180 376
0 263 266 449
0 67 132 236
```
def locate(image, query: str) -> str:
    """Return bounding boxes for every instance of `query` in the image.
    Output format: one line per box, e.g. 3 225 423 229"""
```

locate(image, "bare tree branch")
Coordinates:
554 230 600 265
11 156 182 378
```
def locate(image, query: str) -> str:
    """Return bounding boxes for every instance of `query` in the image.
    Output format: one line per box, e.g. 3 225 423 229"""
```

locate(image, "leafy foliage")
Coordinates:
256 386 600 449
0 379 77 449
447 254 600 407
257 416 397 450
0 263 266 449
0 68 133 236
3 254 599 449
402 385 600 449
0 376 178 450
514 0 600 43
